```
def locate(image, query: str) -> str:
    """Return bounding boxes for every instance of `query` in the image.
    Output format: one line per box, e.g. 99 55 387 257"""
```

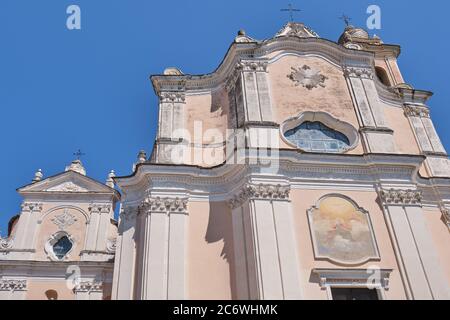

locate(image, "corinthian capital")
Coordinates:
140 197 188 214
379 189 422 205
21 202 43 213
88 204 111 215
404 105 430 118
237 60 268 72
159 91 186 103
343 66 374 79
229 183 291 209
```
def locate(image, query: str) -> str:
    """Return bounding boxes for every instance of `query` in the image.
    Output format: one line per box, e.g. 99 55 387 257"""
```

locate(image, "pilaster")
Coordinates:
379 188 450 300
229 183 302 300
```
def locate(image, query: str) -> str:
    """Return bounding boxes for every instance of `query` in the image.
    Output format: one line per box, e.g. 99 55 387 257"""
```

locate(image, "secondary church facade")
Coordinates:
1 22 450 300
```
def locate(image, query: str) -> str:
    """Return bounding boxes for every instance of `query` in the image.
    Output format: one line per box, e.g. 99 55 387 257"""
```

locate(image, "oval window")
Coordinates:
52 236 73 260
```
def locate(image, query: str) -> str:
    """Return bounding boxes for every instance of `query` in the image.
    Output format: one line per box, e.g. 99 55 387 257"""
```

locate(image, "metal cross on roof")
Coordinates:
339 14 352 26
281 4 301 22
73 149 86 160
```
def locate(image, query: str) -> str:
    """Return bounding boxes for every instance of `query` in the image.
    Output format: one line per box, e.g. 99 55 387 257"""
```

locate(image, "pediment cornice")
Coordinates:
151 37 375 94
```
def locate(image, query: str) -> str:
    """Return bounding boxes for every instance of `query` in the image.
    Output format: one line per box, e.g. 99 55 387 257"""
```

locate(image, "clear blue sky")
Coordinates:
0 0 449 234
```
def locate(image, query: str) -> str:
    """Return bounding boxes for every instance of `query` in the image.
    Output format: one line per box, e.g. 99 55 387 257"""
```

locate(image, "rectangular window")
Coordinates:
331 288 379 300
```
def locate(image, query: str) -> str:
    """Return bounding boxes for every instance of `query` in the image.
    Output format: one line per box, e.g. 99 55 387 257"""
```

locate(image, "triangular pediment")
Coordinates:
18 170 115 194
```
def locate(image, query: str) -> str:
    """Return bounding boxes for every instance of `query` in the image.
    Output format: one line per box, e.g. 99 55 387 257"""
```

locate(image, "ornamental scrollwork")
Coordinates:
106 238 117 253
74 281 103 293
0 280 27 292
0 237 13 251
379 189 423 205
237 60 268 72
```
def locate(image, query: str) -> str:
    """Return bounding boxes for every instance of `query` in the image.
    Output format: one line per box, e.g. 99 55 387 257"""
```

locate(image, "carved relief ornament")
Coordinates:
379 189 423 205
74 281 103 293
140 197 188 214
52 209 77 230
343 66 374 79
21 202 43 213
288 65 328 90
229 184 291 209
404 105 430 118
159 92 186 104
0 237 13 251
0 280 27 292
88 204 111 215
237 60 268 72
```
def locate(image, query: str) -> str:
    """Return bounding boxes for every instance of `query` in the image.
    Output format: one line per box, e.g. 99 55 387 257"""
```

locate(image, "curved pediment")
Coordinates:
151 29 375 93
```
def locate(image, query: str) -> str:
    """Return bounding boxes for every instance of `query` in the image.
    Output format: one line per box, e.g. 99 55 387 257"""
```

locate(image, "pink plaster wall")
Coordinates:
187 201 234 299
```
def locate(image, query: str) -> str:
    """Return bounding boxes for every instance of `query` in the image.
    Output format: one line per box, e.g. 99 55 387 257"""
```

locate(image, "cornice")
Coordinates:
151 37 375 94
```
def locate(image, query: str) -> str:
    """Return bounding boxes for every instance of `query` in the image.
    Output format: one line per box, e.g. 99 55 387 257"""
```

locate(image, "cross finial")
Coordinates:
280 4 301 22
73 149 85 160
339 14 352 27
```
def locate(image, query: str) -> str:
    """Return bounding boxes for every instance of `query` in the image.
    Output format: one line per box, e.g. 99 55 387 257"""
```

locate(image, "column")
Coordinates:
136 197 188 300
111 206 138 300
229 184 302 300
380 189 450 300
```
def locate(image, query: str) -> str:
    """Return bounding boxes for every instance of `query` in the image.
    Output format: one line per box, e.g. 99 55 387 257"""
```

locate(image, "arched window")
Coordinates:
285 121 351 153
375 67 390 86
45 290 58 300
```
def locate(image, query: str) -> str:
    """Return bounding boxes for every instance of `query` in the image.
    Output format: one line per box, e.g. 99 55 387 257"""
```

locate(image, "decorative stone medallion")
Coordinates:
52 209 78 230
288 65 328 90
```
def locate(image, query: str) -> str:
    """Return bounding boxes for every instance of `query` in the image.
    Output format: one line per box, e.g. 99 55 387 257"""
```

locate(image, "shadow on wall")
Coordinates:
205 202 238 299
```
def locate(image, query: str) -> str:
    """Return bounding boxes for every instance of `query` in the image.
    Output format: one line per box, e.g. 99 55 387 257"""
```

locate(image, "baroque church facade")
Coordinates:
1 22 450 300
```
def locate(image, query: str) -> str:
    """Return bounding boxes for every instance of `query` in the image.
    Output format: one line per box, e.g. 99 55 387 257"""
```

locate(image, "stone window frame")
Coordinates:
312 268 393 300
280 111 359 153
44 231 76 262
307 194 381 265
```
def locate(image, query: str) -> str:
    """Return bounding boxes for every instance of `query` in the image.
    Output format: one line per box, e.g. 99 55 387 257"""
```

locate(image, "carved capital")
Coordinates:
379 189 422 205
88 204 111 215
159 91 186 104
0 237 13 251
74 281 103 293
229 183 291 209
106 238 117 253
404 105 430 118
440 206 450 229
0 280 27 292
343 66 374 79
140 197 188 214
237 60 268 72
21 202 43 213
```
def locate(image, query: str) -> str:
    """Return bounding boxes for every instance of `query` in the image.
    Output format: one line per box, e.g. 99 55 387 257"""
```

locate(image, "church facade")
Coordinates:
1 22 450 300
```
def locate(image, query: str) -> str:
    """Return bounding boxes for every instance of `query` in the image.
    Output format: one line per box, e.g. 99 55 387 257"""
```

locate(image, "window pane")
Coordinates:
331 288 379 300
53 236 73 260
285 121 350 153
